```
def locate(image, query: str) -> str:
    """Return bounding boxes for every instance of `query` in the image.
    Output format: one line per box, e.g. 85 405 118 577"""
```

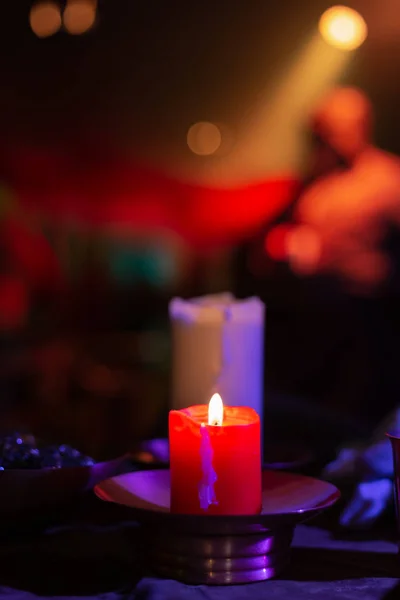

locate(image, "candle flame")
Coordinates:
208 393 223 426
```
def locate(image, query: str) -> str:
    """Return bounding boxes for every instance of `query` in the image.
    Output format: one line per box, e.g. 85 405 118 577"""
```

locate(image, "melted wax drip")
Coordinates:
198 424 218 511
214 306 233 389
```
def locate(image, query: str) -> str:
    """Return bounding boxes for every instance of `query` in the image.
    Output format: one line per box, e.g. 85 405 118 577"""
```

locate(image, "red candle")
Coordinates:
169 394 262 515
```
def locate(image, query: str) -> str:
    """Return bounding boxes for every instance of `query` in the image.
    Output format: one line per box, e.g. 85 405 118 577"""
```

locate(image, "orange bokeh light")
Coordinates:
187 122 222 156
63 0 97 35
29 1 62 38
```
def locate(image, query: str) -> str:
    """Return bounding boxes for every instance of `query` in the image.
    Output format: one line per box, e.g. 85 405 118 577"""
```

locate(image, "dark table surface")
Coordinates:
0 494 398 600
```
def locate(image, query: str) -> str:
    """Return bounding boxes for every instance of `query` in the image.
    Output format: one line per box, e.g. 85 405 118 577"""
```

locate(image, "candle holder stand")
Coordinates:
95 469 340 585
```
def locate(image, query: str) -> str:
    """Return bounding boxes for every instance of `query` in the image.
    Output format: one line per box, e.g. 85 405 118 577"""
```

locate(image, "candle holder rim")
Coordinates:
95 468 340 522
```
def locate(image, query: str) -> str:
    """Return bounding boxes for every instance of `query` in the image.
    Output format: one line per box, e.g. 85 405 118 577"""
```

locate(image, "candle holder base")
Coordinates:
95 469 340 585
142 525 293 584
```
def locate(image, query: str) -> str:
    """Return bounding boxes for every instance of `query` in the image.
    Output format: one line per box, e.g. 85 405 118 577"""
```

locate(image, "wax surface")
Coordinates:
169 405 262 515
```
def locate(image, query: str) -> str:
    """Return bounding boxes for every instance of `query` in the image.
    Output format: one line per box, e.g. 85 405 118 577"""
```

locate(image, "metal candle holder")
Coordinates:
96 469 340 585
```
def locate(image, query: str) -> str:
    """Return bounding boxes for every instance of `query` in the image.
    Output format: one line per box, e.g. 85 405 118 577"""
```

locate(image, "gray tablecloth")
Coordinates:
0 497 397 600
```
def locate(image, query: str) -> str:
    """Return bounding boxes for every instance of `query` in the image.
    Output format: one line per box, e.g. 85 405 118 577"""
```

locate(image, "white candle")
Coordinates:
169 293 265 421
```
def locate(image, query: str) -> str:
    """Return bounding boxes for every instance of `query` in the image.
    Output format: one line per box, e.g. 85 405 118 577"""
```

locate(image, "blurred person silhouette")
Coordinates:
237 86 400 529
237 89 381 440
290 87 400 529
289 87 400 292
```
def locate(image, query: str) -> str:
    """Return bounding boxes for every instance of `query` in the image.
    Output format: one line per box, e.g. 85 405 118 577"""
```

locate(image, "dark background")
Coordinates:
0 0 399 160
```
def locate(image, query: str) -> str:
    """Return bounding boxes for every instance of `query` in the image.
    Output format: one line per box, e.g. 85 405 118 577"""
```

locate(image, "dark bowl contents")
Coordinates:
0 432 95 470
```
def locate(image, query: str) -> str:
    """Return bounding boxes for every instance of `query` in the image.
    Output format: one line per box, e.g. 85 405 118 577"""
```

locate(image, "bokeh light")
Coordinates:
286 225 322 275
319 6 367 51
63 0 97 35
187 122 222 156
264 225 293 261
29 1 62 38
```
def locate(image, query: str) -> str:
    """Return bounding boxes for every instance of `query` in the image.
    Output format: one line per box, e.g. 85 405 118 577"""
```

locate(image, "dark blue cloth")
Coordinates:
0 496 397 600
